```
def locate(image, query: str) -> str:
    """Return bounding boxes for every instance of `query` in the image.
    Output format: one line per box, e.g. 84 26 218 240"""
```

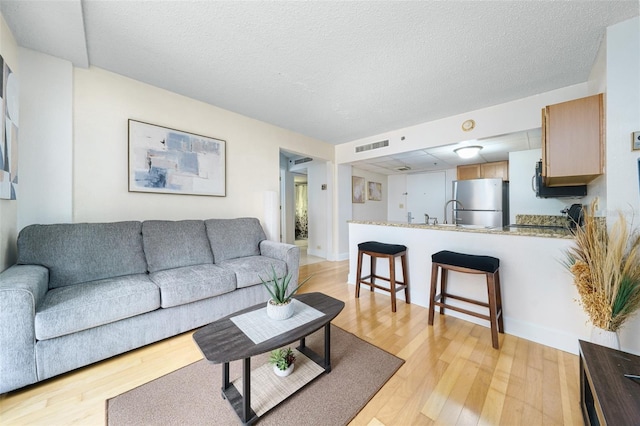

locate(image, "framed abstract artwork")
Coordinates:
0 54 18 200
352 176 365 203
128 120 226 196
368 181 382 201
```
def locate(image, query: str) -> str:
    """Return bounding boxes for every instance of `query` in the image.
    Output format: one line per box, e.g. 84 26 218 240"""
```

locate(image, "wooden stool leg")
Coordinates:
401 253 410 304
428 263 438 325
439 268 448 315
495 270 504 333
355 250 363 298
389 255 397 312
370 254 376 291
487 272 500 349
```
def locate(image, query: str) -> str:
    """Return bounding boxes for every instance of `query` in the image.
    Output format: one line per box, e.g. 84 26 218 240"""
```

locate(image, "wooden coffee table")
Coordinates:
193 292 345 425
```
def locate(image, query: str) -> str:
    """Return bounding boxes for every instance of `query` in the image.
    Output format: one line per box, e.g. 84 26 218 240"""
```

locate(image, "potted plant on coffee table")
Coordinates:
269 347 296 377
564 199 640 348
260 265 311 320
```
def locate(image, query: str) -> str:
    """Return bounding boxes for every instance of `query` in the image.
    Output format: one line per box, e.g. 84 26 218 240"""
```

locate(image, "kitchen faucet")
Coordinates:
443 199 464 224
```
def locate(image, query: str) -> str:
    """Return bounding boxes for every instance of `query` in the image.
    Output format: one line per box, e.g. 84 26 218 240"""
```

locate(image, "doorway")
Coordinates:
294 175 308 241
280 149 328 265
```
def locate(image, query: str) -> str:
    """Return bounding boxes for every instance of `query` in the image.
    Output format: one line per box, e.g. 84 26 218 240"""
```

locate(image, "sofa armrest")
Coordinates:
0 264 49 393
259 241 300 287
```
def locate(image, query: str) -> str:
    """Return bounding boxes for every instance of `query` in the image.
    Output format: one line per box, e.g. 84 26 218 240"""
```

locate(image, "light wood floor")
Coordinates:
0 260 582 425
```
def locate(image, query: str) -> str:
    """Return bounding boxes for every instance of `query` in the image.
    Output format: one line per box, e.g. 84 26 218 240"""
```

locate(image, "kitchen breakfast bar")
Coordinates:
348 221 590 354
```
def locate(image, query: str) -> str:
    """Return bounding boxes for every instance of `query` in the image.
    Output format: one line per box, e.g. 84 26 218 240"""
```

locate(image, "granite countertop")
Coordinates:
349 215 576 239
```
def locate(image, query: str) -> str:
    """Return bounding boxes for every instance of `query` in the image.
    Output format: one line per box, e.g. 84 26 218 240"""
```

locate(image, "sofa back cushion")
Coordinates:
142 220 214 273
205 218 266 262
17 222 148 289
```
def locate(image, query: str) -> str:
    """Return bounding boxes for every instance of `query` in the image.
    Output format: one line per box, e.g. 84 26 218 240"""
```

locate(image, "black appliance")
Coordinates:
533 161 587 198
562 203 584 229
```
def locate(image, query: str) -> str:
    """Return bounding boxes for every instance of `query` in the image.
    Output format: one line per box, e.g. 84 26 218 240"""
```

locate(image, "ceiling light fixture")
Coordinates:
454 146 482 159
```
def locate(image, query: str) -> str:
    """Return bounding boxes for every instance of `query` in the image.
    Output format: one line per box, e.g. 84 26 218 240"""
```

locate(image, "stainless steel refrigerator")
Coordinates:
452 178 509 227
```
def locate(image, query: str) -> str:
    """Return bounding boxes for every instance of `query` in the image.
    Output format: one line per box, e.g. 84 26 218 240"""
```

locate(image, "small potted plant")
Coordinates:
260 266 311 320
269 347 296 377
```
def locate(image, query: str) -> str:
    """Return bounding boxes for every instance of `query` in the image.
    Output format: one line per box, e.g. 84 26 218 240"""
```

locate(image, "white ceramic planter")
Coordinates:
590 326 620 349
266 299 295 320
273 363 295 377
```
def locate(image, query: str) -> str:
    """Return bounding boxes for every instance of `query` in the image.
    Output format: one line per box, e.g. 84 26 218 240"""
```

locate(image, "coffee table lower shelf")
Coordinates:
193 293 345 425
222 348 326 424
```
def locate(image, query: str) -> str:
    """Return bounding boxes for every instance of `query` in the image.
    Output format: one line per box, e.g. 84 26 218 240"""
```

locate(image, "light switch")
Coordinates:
399 203 404 209
633 131 640 150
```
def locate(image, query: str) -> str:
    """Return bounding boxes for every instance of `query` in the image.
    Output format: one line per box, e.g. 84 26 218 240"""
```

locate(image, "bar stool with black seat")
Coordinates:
428 250 504 349
356 241 410 312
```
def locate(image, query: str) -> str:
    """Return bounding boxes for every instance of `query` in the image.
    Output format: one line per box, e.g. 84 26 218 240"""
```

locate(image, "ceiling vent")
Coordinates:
396 166 411 171
294 157 313 165
355 140 389 153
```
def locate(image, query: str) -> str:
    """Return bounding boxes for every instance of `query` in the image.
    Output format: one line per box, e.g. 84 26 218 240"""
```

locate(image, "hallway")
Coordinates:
295 239 324 266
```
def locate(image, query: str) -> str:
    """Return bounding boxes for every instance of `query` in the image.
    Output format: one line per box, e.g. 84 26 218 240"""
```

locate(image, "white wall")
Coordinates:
351 167 387 221
588 37 607 94
604 17 640 354
336 83 595 165
17 48 73 230
73 67 333 226
279 153 295 244
306 161 332 258
0 12 18 271
386 168 457 223
605 17 640 216
335 164 352 260
387 174 407 222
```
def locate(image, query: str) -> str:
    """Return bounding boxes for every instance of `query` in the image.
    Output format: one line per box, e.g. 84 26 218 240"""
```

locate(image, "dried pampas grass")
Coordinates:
565 199 640 331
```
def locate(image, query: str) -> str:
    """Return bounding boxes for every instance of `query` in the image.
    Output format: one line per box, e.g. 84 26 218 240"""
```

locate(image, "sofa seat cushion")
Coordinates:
35 274 159 340
216 256 287 289
149 264 236 308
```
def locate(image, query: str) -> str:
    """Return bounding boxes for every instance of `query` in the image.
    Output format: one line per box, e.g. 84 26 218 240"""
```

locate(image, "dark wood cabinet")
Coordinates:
579 340 640 425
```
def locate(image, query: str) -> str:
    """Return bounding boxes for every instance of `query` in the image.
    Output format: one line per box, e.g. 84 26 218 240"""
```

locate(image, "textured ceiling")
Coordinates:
1 1 638 145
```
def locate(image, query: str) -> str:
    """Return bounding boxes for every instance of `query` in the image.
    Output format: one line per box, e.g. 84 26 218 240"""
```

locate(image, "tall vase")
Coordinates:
590 326 620 349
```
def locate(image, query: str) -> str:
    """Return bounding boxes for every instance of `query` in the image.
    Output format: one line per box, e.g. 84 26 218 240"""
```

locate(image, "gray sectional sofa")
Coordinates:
0 218 299 394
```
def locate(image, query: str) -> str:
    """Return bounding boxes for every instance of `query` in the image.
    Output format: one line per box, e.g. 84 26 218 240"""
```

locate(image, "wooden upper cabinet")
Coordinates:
480 161 509 181
457 164 481 180
457 161 508 181
542 93 604 186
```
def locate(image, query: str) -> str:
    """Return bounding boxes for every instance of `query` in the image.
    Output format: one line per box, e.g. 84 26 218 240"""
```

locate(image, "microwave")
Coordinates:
533 161 587 198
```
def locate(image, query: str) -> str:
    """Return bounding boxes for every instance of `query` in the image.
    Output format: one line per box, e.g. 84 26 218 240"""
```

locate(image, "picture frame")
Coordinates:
368 181 382 201
0 54 18 200
128 119 226 196
352 176 365 203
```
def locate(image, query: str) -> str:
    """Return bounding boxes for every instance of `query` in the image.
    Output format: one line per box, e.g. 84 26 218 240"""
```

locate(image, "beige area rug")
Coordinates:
106 325 403 426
